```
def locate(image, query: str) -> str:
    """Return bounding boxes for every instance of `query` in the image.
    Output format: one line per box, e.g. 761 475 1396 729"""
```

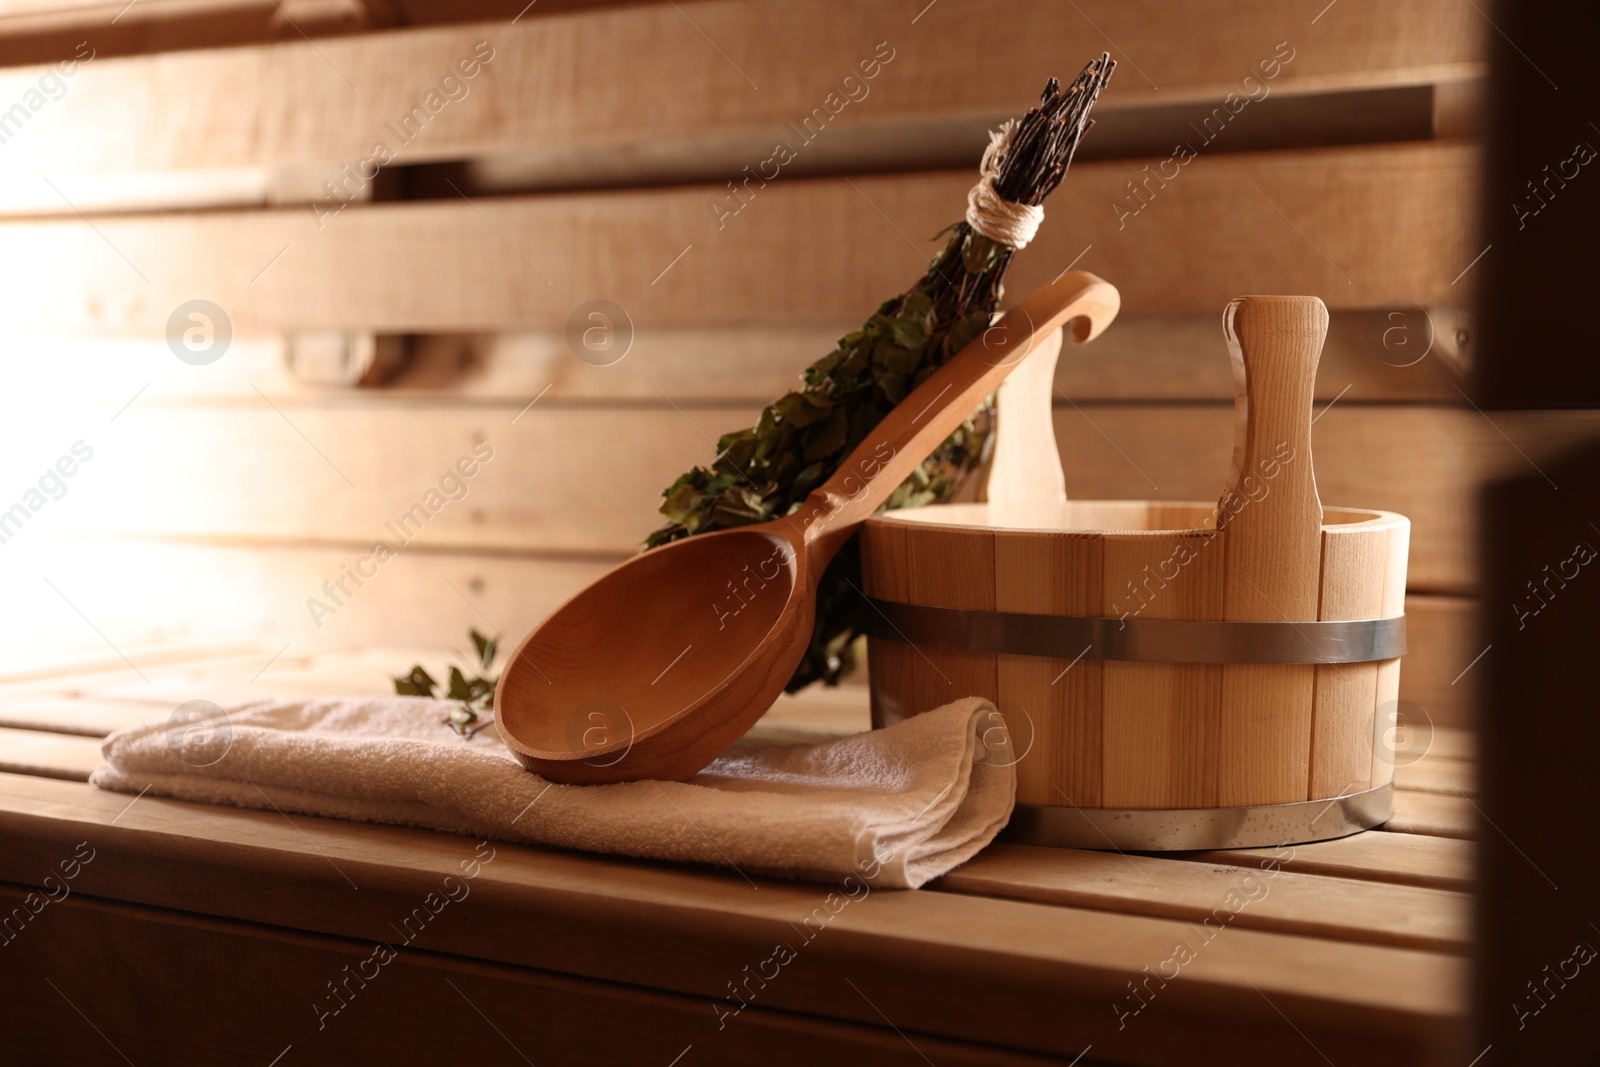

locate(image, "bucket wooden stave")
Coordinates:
860 296 1409 850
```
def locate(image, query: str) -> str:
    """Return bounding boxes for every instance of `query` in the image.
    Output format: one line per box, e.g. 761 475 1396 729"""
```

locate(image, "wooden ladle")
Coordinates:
496 271 1121 783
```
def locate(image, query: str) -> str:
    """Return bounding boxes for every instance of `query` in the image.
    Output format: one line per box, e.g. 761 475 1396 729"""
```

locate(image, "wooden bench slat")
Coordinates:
1385 790 1474 839
935 843 1468 952
0 882 1062 1067
0 697 163 737
1395 756 1476 796
0 772 1463 1063
0 644 268 691
0 727 101 781
1198 831 1472 891
1420 727 1475 762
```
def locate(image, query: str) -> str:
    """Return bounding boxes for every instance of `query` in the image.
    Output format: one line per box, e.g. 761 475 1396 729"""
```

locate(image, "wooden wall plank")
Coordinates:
1051 405 1597 594
0 144 1477 335
29 402 1589 595
0 1 372 73
1051 309 1468 402
41 401 746 556
0 539 607 677
0 1 1483 176
1397 593 1475 731
0 2 650 72
7 309 1471 409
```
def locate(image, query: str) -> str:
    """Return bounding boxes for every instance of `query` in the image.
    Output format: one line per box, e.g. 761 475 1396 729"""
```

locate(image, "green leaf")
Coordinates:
711 484 770 526
804 345 847 385
801 406 850 462
705 471 739 494
660 480 705 524
873 334 921 374
447 665 473 702
772 391 832 428
470 629 497 672
890 291 936 349
719 433 758 474
834 342 872 382
644 524 680 548
948 308 991 355
871 366 909 404
793 460 827 495
392 665 437 698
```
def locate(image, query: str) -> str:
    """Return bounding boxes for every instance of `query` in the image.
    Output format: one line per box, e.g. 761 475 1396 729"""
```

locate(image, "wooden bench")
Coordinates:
0 647 1473 1065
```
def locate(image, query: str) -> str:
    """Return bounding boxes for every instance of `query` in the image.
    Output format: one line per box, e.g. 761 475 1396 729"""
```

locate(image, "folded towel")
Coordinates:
90 695 1015 889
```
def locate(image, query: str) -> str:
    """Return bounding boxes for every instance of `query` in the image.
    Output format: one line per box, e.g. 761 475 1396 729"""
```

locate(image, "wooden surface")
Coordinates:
0 647 1475 1065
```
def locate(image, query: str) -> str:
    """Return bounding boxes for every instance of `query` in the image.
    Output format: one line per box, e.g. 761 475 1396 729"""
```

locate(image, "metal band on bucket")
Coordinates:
1003 781 1395 850
860 598 1405 665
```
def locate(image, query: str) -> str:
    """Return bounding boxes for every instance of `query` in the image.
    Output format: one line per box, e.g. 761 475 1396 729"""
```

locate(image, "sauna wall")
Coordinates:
0 0 1543 726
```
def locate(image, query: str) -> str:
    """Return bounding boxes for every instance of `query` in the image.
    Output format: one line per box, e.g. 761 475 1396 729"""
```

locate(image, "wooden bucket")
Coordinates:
859 296 1409 850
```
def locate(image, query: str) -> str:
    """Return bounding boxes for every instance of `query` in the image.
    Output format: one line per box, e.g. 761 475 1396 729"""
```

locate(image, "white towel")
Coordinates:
90 695 1015 889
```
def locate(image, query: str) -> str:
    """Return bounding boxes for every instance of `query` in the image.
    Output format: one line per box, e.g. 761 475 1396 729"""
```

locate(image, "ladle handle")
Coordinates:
798 270 1120 564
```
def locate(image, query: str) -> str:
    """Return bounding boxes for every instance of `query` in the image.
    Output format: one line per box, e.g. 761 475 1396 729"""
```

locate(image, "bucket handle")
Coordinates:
982 327 1067 527
1217 295 1328 621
